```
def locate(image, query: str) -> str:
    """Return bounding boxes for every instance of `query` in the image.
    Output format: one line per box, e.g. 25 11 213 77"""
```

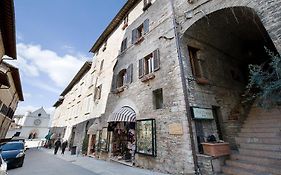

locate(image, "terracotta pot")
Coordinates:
201 142 230 157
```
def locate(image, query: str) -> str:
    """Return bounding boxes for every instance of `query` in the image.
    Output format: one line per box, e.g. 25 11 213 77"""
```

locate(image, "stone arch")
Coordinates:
112 98 140 119
181 6 278 150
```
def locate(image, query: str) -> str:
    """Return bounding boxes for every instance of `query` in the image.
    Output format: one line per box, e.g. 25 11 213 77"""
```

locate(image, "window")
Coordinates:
132 19 149 44
188 46 208 84
139 49 160 78
117 69 127 88
153 88 163 109
94 84 102 101
143 0 152 11
112 64 133 92
102 40 107 51
121 38 127 53
122 15 129 30
100 60 104 71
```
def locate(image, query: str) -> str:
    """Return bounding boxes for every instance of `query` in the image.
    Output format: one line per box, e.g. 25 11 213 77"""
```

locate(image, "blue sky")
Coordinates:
12 0 126 114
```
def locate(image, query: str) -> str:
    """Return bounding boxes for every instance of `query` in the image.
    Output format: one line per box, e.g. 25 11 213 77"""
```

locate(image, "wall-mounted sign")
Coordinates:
191 107 214 120
168 123 183 135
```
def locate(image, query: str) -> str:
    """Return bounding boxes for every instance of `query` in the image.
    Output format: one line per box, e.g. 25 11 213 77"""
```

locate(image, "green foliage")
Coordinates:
82 134 89 154
244 49 281 109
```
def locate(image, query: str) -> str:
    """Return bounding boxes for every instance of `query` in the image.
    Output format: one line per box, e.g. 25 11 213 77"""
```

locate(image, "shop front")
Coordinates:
107 106 136 166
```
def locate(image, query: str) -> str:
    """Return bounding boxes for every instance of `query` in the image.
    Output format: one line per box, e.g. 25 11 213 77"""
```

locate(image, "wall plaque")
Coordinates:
191 107 214 119
169 123 183 135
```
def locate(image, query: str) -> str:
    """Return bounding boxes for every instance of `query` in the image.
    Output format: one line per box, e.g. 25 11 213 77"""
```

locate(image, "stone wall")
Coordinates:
99 0 195 174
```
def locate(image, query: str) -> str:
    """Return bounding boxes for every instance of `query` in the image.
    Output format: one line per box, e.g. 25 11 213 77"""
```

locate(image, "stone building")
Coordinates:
0 62 24 139
87 0 281 174
52 0 281 174
6 107 50 139
0 0 23 140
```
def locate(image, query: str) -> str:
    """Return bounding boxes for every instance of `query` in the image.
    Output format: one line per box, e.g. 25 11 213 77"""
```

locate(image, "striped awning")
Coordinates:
108 106 136 122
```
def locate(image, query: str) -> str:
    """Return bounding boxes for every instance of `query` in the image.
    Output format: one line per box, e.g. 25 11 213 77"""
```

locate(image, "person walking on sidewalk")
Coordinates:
61 140 68 155
54 139 61 155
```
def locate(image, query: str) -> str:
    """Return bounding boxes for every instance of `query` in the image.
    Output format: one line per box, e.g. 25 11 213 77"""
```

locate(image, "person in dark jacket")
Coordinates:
61 140 68 155
54 139 61 155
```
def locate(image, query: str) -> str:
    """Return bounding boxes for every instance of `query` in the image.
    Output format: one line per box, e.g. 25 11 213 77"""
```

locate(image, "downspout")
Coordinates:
168 0 199 174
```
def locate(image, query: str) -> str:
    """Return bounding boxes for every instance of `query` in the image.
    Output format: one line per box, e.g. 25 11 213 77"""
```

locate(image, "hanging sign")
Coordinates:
191 107 214 120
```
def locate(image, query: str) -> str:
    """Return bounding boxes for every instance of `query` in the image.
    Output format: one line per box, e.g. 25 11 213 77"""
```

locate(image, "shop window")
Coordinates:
136 119 156 156
100 60 104 71
139 49 160 79
120 38 127 53
122 15 129 30
94 84 102 101
132 19 149 44
100 127 109 152
188 46 209 84
143 0 152 11
153 88 163 109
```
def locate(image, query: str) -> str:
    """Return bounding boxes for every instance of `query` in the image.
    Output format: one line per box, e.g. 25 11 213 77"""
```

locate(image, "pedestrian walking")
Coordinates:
54 139 61 155
61 140 68 155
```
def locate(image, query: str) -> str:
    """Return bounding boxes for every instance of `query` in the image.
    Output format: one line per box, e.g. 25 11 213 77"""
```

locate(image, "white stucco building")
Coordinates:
6 107 50 139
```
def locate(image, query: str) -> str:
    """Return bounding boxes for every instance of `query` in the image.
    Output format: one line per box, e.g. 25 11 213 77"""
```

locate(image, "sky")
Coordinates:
10 0 126 115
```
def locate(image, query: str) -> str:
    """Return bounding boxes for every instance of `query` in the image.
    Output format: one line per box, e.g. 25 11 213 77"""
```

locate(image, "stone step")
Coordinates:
236 137 281 144
222 166 263 175
238 132 280 138
231 154 281 166
244 118 281 124
239 148 281 159
242 122 281 128
241 127 280 133
225 160 281 174
249 107 281 114
239 143 281 151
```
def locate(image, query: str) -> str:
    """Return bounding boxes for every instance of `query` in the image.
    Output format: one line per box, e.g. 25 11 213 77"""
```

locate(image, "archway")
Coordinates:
182 7 278 151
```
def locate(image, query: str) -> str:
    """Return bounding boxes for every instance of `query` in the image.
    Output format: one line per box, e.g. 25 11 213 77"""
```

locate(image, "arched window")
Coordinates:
117 69 127 88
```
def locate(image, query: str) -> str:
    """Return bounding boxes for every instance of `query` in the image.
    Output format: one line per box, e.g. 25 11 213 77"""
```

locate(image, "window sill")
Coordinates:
196 77 209 85
141 73 155 82
113 86 126 94
135 36 144 45
122 23 128 30
143 2 152 11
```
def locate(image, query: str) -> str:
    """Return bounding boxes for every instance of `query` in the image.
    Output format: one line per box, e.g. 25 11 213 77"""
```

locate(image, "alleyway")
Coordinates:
8 148 169 175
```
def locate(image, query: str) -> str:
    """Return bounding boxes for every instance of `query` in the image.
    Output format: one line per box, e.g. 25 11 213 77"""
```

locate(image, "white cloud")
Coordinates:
15 43 86 88
15 105 55 116
23 92 32 98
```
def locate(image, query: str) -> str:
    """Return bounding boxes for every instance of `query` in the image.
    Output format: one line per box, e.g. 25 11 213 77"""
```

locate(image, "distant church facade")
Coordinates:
6 107 50 139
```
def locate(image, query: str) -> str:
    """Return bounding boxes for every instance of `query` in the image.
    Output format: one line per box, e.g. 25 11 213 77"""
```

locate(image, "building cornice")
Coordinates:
89 0 141 53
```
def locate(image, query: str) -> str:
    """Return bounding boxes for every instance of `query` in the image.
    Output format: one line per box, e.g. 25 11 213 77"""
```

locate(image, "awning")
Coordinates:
108 106 136 123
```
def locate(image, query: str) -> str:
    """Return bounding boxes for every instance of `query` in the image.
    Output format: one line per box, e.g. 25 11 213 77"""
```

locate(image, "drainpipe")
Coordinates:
168 0 199 174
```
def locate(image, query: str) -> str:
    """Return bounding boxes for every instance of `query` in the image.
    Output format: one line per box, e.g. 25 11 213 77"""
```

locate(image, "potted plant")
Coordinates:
201 135 230 157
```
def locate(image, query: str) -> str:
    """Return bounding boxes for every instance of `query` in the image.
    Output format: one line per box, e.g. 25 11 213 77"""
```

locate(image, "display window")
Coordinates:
136 119 156 157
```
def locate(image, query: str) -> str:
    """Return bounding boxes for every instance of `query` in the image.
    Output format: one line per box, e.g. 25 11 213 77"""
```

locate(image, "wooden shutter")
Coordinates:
126 64 133 84
111 74 117 92
143 19 149 34
139 58 144 78
132 29 137 44
153 49 160 71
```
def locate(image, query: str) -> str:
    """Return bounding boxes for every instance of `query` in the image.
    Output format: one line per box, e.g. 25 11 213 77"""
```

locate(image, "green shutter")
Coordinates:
132 29 137 44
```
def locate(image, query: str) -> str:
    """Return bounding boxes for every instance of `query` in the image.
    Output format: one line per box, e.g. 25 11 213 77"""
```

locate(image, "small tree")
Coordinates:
244 49 281 109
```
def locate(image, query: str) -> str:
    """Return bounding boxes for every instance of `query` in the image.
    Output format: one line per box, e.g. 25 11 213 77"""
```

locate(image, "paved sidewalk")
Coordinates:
42 148 169 175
